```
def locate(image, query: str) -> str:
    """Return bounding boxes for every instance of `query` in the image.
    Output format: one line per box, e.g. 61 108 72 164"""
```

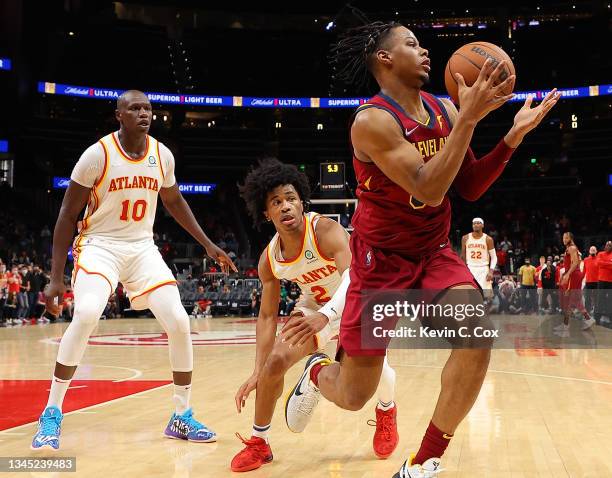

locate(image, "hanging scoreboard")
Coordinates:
320 162 345 192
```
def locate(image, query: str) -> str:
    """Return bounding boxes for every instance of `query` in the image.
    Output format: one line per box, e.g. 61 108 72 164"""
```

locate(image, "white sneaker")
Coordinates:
554 323 569 331
394 456 443 478
284 352 330 433
600 316 610 324
582 318 596 330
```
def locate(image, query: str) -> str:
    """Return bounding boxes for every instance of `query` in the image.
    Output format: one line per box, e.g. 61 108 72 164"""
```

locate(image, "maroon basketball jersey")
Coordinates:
350 91 454 255
564 246 583 281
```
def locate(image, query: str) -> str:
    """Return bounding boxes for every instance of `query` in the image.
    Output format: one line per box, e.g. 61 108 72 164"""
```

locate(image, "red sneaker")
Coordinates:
230 433 273 472
369 404 399 459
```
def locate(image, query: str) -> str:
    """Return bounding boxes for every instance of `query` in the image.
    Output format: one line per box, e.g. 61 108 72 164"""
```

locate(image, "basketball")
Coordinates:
444 42 516 104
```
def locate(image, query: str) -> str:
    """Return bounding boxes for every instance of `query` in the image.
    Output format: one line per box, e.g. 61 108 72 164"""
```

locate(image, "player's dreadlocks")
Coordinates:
239 158 311 230
329 21 402 90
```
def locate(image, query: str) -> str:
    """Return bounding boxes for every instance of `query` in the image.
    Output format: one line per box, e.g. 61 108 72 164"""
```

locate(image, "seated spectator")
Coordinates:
191 285 212 318
497 275 516 314
104 294 118 319
62 286 75 321
3 291 18 325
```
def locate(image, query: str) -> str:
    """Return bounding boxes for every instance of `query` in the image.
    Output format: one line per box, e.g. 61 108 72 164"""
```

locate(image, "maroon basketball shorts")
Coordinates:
559 274 585 311
339 231 480 357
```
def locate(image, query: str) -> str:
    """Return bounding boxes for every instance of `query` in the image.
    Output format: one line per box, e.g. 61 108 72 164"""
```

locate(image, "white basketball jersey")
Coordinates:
466 233 490 267
267 212 343 307
75 132 165 244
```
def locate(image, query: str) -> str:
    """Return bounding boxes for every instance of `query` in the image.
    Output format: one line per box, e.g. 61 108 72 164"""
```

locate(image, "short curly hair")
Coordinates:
239 158 311 229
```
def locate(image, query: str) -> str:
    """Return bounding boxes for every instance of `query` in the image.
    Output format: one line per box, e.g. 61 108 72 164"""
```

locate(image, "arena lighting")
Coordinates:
0 140 8 153
325 21 335 30
37 81 612 109
530 158 537 164
0 58 11 71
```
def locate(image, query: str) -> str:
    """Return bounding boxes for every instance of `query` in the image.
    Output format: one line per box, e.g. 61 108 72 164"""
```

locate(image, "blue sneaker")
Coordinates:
31 406 63 450
164 408 217 443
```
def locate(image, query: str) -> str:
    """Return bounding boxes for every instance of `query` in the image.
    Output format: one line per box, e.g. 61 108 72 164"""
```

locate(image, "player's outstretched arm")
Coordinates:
352 59 514 206
449 89 560 201
159 184 237 274
45 181 91 315
281 217 351 347
235 250 280 412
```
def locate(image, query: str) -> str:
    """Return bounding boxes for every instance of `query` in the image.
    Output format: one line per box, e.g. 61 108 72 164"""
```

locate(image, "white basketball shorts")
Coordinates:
72 236 176 310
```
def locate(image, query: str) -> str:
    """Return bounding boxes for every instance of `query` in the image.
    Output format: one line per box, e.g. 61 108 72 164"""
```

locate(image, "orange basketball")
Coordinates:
444 42 516 104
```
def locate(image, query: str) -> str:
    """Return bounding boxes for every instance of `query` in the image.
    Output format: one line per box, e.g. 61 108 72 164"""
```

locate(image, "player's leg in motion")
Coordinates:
288 284 490 477
146 285 216 443
395 284 491 477
369 356 398 459
31 273 111 450
231 329 317 472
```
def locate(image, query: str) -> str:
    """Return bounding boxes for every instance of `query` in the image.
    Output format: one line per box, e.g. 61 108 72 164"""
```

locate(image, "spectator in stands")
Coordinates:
497 275 516 314
191 285 212 318
245 266 258 278
285 283 300 316
7 266 26 322
508 285 524 314
4 290 17 325
19 266 32 321
0 263 7 293
496 247 508 274
595 241 612 325
518 258 538 313
115 284 130 316
105 294 118 319
514 242 526 268
540 256 557 313
34 291 47 323
279 281 289 316
583 246 599 315
250 288 261 317
26 265 46 319
535 256 545 314
499 236 513 253
62 286 74 321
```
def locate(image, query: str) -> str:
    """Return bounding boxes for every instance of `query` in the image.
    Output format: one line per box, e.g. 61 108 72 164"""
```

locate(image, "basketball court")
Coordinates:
1 316 611 477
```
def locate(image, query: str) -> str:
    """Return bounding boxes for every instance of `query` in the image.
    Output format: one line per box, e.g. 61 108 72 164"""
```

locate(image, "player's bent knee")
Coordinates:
262 352 290 378
73 300 105 326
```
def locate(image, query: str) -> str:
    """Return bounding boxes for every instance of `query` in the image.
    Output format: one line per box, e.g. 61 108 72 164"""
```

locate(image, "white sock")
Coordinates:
252 423 270 443
46 376 71 410
173 384 191 415
376 356 396 405
377 400 395 411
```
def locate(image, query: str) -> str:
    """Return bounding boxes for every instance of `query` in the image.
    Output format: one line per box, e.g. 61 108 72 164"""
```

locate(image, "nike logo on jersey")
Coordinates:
405 125 419 136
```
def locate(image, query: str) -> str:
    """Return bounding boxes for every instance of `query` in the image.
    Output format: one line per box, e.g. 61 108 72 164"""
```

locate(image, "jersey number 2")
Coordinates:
311 286 330 303
120 199 147 222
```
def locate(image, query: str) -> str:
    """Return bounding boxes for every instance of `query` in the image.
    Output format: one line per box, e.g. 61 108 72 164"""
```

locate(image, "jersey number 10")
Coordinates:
120 199 147 222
